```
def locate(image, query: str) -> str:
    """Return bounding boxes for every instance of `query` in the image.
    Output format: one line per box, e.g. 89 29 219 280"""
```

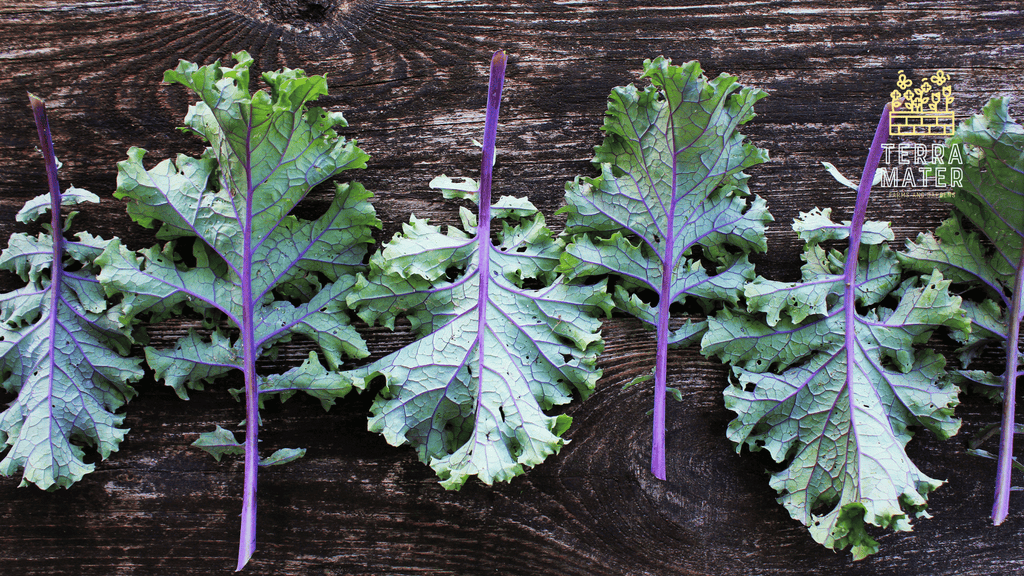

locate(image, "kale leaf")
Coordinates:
558 57 771 479
346 51 612 489
0 95 144 490
96 53 378 569
703 105 965 558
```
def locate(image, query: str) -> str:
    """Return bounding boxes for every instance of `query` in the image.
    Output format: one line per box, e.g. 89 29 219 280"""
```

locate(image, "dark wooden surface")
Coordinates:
1 1 1023 574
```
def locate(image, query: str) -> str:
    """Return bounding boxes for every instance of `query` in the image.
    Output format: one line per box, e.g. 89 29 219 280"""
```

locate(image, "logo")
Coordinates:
878 69 961 200
878 142 963 190
888 70 955 137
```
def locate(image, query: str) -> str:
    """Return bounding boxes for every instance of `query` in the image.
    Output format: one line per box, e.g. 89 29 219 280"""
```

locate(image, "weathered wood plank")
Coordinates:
0 1 1022 573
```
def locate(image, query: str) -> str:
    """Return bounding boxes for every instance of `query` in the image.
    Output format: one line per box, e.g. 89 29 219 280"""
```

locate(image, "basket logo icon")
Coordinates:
889 70 955 136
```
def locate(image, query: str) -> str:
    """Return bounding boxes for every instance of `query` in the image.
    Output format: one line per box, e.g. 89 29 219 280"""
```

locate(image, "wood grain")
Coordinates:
1 1 1022 573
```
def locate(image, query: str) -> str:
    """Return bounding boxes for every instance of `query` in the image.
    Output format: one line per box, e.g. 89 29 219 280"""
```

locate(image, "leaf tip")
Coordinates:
491 50 507 69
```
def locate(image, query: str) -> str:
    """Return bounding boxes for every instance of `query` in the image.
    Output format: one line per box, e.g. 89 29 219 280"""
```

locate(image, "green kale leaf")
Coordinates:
557 57 772 479
346 52 612 490
703 107 965 558
0 95 144 490
96 52 378 569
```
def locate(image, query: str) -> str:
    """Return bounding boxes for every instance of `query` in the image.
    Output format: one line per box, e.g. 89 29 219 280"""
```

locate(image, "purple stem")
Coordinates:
472 50 506 412
842 104 891 422
652 176 676 481
29 94 66 448
28 95 63 241
993 249 1024 525
477 51 506 215
28 94 64 286
843 104 891 291
237 113 259 571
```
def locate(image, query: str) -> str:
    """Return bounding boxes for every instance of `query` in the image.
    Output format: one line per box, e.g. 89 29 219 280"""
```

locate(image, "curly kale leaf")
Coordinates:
557 57 772 479
96 53 378 569
703 106 966 559
0 95 143 490
347 52 612 490
899 97 1024 524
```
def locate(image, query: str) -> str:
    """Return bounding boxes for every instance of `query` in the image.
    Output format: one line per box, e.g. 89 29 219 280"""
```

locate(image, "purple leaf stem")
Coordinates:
28 94 66 401
842 104 891 372
993 249 1024 525
652 212 674 480
473 50 507 400
476 50 506 227
238 115 259 571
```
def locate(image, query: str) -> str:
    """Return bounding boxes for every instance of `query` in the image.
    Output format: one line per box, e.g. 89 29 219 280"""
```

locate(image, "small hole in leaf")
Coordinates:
520 278 545 290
